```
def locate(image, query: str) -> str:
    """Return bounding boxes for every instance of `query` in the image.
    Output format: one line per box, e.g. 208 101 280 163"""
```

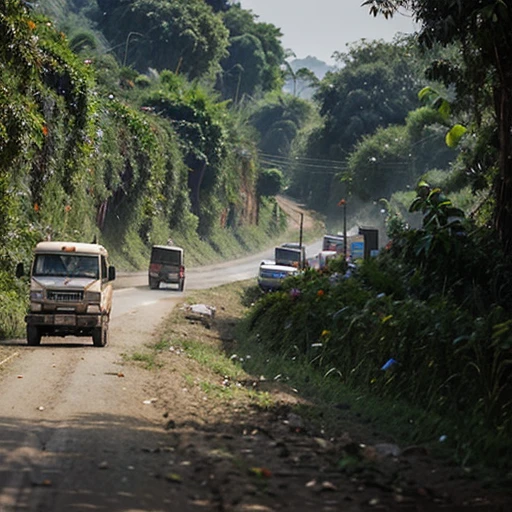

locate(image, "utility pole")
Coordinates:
299 213 304 268
338 199 347 260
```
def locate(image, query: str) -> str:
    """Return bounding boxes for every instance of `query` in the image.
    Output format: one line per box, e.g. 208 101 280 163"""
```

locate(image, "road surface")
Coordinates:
0 239 321 512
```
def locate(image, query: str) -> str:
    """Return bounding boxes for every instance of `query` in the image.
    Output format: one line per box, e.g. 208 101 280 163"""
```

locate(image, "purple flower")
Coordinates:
289 288 301 299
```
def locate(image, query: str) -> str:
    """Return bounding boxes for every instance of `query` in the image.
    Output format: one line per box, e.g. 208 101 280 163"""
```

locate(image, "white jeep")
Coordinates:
17 241 116 347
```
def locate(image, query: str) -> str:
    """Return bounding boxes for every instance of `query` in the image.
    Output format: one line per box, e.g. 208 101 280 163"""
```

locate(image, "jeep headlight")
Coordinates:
85 291 101 303
30 290 43 301
86 304 101 314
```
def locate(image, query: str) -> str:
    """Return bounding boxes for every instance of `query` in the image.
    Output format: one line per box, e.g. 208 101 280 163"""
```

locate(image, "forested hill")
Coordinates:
0 0 292 273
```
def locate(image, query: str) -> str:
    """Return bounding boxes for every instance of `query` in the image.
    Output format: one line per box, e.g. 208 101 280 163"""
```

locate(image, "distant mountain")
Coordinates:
283 56 336 99
288 56 336 80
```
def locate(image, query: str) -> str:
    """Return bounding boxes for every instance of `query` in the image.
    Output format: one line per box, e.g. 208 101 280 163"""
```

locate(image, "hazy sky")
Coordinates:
238 0 418 64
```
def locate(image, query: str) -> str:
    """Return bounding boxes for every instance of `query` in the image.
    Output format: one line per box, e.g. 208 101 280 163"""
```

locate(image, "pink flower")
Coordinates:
289 288 301 299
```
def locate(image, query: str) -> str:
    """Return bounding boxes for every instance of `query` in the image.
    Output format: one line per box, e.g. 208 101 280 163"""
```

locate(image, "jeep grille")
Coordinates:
47 290 83 302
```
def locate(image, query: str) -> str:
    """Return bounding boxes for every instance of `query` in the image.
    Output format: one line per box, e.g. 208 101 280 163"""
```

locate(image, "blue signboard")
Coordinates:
350 241 365 259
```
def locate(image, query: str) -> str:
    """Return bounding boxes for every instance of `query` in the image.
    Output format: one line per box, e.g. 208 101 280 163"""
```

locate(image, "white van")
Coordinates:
258 263 298 292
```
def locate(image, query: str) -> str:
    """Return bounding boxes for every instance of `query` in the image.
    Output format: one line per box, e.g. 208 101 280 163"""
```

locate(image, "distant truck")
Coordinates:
148 245 185 291
275 246 303 268
17 241 116 347
322 234 345 253
321 229 379 260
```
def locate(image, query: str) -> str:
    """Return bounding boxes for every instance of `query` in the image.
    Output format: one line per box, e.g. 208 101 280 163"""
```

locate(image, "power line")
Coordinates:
258 154 347 171
257 151 347 167
259 158 342 175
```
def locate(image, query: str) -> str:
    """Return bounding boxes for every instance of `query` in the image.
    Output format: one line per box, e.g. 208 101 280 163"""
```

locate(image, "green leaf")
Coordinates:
445 124 467 148
437 99 451 121
409 197 424 213
418 86 435 102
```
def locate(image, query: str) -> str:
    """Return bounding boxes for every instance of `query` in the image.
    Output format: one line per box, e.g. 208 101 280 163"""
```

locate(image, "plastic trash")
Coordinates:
189 304 216 318
381 358 398 371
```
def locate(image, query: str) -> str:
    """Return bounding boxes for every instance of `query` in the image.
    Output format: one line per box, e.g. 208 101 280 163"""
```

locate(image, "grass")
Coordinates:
129 280 282 410
138 278 512 489
126 350 162 370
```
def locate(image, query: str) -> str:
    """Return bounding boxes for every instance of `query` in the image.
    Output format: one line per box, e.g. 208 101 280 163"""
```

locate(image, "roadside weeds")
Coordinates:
126 280 512 511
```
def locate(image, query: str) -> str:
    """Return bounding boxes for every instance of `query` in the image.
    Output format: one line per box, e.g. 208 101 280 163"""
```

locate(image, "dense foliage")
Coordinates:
246 185 512 469
0 0 289 337
288 38 446 215
363 0 512 254
96 0 229 78
218 4 285 102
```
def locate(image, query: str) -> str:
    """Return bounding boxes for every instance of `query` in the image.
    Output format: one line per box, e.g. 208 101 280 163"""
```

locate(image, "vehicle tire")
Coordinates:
27 325 41 346
179 278 185 292
149 276 160 289
92 320 108 347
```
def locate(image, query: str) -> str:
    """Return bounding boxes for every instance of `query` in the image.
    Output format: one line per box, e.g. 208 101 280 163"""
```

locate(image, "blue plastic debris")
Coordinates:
381 358 398 371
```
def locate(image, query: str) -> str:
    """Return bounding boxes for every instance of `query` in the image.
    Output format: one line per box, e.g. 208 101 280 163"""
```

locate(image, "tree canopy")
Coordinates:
96 0 229 78
218 4 285 101
363 0 512 252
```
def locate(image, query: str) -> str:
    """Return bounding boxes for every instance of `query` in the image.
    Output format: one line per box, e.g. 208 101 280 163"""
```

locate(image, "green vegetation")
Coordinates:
243 183 512 474
0 0 299 339
3 0 512 482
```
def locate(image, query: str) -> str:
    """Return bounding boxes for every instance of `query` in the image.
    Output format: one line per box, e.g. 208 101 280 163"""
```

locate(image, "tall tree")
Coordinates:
97 0 229 78
363 0 512 252
218 4 284 100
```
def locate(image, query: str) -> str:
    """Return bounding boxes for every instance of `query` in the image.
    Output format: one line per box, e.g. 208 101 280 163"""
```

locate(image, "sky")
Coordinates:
237 0 418 65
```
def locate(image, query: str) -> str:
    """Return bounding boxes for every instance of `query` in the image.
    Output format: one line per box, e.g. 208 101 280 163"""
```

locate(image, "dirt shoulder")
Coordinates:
133 281 512 512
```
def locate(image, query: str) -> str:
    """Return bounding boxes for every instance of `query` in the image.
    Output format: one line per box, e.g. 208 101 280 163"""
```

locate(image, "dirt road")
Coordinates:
0 200 510 511
0 199 322 511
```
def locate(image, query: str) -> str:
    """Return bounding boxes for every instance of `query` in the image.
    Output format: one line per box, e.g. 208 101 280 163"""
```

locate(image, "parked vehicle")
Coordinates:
258 263 298 292
322 234 344 252
148 245 185 291
280 242 306 266
275 246 303 268
17 241 116 347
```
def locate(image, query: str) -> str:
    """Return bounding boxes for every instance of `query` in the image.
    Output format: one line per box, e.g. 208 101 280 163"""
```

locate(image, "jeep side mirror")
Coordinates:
16 262 24 278
108 265 116 281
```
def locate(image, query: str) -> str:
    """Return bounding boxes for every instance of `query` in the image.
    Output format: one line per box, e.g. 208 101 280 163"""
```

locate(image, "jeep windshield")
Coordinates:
33 254 99 279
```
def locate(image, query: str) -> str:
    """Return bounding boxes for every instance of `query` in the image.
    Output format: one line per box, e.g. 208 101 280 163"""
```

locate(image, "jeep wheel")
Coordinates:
27 325 41 346
149 277 160 289
92 321 108 347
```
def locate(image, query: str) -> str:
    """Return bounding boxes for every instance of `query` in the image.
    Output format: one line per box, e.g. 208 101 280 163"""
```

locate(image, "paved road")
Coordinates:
112 239 323 315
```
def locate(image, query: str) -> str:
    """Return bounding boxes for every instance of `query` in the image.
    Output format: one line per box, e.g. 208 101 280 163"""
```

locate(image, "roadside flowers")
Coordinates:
289 288 301 299
317 289 325 297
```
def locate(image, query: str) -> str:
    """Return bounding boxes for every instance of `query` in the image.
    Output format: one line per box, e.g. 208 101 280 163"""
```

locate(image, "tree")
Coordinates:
313 38 422 160
219 4 285 99
289 38 424 213
257 168 283 197
204 0 230 12
282 62 319 97
363 0 512 252
97 0 229 78
249 93 314 157
346 105 456 201
219 34 266 102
